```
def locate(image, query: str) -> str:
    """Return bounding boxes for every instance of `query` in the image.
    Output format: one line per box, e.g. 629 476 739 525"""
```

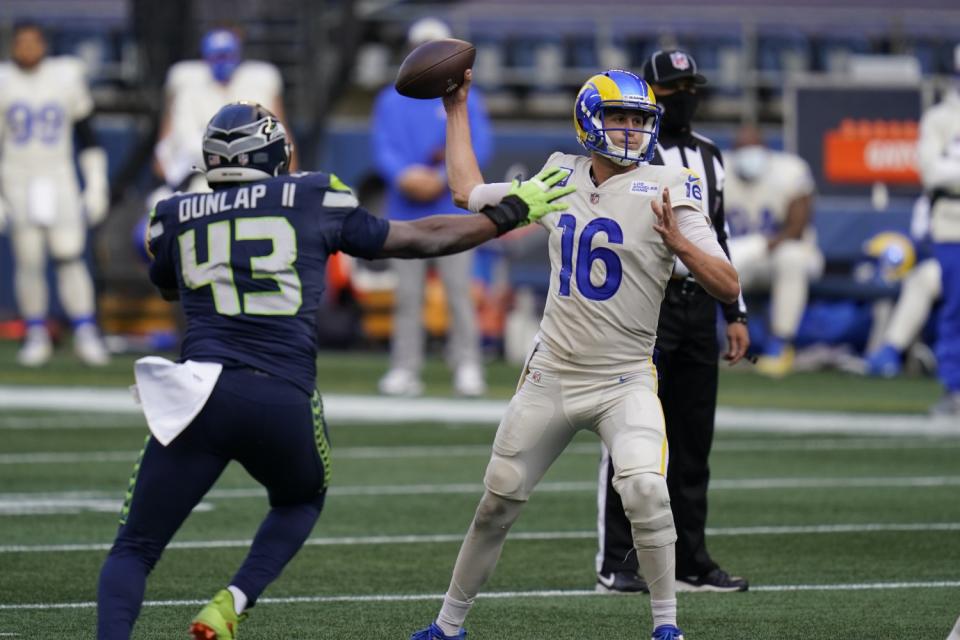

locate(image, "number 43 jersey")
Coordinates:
534 152 706 370
148 172 390 394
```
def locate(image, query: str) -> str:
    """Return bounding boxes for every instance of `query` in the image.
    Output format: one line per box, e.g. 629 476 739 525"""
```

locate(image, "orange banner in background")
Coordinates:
823 118 920 185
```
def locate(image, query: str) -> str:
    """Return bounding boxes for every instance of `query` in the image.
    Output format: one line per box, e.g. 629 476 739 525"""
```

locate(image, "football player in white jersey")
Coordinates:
409 69 740 640
154 27 291 195
0 23 110 367
863 198 941 378
724 125 822 377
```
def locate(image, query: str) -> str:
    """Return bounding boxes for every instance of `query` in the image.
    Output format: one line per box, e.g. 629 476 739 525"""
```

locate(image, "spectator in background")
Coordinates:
153 27 291 196
0 22 110 367
724 125 822 377
917 44 960 417
374 18 493 397
863 197 941 377
595 49 750 596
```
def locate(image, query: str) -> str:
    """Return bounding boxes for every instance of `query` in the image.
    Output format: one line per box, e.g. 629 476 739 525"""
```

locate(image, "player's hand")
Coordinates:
510 167 576 225
652 187 688 252
724 320 751 365
83 187 109 226
397 165 446 202
442 68 473 111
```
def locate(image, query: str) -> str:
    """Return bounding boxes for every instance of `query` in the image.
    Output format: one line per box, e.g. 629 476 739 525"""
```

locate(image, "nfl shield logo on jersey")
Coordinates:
670 51 691 71
590 193 600 204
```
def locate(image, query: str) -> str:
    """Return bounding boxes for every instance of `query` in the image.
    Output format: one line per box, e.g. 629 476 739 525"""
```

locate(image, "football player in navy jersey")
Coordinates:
96 101 573 640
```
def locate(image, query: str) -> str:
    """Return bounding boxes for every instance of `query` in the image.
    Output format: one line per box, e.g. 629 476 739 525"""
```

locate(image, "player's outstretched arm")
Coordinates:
653 187 740 304
377 168 574 258
443 69 484 209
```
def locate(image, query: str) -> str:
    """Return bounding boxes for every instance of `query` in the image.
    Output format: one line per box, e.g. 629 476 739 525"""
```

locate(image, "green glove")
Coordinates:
508 167 576 225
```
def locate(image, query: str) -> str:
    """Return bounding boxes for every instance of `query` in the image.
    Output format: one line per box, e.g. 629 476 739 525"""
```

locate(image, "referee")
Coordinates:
595 49 751 593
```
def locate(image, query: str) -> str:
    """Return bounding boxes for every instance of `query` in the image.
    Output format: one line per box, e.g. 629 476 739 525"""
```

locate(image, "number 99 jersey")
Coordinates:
0 57 92 182
533 152 706 370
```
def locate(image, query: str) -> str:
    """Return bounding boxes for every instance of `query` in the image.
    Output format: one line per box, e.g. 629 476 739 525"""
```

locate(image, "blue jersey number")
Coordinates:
5 102 65 146
557 214 623 301
726 207 776 237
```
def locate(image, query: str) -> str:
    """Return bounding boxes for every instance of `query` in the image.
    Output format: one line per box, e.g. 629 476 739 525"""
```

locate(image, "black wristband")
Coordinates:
726 313 748 325
480 194 528 236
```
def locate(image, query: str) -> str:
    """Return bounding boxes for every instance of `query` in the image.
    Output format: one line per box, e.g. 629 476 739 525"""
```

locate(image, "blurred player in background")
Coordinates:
374 18 493 398
917 44 960 417
411 69 740 640
153 26 290 195
96 101 568 640
725 125 821 377
0 22 110 367
862 198 940 377
595 49 750 596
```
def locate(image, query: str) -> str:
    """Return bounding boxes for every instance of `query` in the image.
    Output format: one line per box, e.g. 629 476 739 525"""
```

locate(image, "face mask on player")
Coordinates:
733 145 768 182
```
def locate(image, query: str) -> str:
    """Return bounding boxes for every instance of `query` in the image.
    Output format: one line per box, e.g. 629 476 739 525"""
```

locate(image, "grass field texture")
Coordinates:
0 344 957 638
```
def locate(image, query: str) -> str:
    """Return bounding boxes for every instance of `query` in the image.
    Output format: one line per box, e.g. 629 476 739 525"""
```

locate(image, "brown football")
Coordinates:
395 38 476 99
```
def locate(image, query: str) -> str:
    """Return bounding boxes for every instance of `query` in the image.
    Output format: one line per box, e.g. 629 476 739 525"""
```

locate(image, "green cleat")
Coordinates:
189 589 248 640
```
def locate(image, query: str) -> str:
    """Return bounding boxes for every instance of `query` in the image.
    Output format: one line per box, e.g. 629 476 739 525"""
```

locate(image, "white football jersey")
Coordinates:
0 57 93 180
724 151 815 239
161 60 283 181
918 89 960 242
534 152 706 369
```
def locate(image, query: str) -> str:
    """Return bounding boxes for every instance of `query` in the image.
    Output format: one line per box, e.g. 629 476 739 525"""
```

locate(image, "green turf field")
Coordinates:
0 344 957 638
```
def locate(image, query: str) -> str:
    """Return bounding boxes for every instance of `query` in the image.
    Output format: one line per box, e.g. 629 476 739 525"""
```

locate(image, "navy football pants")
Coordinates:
97 369 330 639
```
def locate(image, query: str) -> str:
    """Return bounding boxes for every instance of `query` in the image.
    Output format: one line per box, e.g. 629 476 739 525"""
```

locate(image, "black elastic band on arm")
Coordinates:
74 115 98 150
480 194 528 236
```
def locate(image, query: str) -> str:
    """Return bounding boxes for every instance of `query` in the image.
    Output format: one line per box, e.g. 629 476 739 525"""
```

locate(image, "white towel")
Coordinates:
131 357 223 446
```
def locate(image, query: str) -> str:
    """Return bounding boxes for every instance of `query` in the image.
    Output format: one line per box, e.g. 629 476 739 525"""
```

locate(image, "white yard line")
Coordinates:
2 581 958 610
1 475 959 511
2 522 959 554
1 386 957 435
3 437 960 465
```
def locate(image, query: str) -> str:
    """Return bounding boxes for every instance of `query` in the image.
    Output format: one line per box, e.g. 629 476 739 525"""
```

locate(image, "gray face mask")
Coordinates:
733 146 768 182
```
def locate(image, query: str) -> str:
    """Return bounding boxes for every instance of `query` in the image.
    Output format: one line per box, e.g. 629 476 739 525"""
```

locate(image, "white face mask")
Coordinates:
733 146 768 182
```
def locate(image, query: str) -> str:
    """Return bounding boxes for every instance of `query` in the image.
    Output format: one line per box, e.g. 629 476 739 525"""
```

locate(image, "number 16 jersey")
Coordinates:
534 152 706 371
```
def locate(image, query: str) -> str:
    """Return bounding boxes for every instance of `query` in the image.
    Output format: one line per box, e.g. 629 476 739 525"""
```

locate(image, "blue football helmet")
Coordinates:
202 102 291 185
574 69 661 165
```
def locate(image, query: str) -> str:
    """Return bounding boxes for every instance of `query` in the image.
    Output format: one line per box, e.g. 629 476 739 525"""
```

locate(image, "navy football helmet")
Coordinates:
202 102 291 185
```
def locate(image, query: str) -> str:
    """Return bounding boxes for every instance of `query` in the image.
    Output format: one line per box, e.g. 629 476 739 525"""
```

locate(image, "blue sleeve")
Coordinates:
339 207 390 259
371 89 413 187
468 91 494 169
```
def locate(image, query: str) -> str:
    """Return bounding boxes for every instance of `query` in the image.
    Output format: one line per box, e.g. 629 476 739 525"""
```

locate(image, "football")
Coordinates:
395 38 476 99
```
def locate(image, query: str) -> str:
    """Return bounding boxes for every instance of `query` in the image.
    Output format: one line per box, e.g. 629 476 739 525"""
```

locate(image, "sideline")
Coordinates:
0 386 956 435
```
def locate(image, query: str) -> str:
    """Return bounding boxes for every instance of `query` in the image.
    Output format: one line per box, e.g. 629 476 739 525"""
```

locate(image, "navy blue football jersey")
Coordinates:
147 171 390 394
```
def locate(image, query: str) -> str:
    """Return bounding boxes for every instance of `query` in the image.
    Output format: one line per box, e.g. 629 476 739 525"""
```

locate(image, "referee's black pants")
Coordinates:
598 278 720 579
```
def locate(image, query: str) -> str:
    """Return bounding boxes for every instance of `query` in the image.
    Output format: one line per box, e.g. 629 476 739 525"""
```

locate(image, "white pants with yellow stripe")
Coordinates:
484 342 669 504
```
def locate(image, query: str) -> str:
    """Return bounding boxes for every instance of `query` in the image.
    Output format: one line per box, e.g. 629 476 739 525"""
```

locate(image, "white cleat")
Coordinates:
378 368 424 397
17 326 53 367
453 363 486 397
74 324 111 366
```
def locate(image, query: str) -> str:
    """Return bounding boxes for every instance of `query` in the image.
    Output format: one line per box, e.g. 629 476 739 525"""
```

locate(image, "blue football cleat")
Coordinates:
652 624 685 640
865 344 902 378
409 622 467 640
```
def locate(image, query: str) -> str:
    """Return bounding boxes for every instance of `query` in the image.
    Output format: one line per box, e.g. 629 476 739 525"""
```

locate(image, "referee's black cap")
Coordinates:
641 49 707 86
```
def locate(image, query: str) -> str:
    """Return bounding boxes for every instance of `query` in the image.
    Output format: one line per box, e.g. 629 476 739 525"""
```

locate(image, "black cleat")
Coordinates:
596 571 649 594
677 567 749 592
